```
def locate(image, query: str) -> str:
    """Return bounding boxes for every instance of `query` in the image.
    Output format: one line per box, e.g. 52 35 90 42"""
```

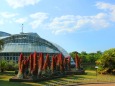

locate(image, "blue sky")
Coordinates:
0 0 115 53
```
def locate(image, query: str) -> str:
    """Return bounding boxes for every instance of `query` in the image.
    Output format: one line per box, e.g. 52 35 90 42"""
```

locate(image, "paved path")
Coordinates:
79 83 115 86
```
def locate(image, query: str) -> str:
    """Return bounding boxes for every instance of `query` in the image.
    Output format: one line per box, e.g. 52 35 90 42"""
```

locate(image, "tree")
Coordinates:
86 52 101 63
69 51 77 60
0 40 4 50
96 48 115 74
0 58 7 72
81 51 87 55
79 51 87 63
97 51 102 55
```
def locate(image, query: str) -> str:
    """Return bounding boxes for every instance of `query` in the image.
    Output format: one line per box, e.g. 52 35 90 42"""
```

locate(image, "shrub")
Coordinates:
0 57 7 72
96 48 115 74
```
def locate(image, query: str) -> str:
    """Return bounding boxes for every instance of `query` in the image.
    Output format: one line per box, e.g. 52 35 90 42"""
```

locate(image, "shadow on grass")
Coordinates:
34 81 53 86
0 80 33 86
0 71 56 86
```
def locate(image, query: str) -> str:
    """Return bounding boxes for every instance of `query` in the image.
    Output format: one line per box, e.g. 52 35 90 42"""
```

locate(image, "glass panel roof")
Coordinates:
2 43 59 53
1 32 69 57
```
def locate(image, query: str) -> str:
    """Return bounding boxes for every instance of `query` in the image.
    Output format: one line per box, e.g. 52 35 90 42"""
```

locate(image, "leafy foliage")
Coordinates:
0 58 7 72
0 58 18 72
6 60 18 71
96 48 115 74
69 51 102 70
70 51 102 64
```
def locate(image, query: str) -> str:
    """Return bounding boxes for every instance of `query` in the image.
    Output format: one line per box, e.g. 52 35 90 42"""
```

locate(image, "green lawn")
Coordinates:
0 70 115 86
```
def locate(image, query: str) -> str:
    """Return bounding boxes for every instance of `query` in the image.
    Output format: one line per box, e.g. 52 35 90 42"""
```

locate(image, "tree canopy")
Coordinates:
96 48 115 74
70 51 102 64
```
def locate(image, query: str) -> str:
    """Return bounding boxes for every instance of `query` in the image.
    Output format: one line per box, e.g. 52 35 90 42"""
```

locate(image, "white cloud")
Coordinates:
96 2 111 10
6 0 41 9
48 2 115 35
29 12 48 29
0 12 18 25
96 2 115 21
48 13 109 35
15 17 27 24
89 13 109 29
0 20 4 25
3 2 114 35
48 15 77 34
0 12 18 18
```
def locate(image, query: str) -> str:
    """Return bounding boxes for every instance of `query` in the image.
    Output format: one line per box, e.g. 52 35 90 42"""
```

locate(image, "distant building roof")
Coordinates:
0 31 11 37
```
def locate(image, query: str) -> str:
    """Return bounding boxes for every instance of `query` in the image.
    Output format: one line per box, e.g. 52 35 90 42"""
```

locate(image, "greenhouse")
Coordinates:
0 31 75 65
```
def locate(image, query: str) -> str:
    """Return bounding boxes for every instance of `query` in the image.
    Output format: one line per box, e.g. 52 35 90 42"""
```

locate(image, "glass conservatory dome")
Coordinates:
1 32 59 53
0 32 72 57
0 31 75 66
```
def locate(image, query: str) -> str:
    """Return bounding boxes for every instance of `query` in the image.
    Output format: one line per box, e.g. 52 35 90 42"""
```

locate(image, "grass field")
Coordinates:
0 70 115 86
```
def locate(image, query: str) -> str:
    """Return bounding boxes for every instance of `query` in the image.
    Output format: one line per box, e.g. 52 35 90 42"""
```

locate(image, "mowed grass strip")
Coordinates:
0 70 115 86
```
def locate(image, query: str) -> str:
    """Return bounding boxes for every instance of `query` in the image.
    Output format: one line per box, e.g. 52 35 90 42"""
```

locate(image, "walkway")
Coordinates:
79 83 115 86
